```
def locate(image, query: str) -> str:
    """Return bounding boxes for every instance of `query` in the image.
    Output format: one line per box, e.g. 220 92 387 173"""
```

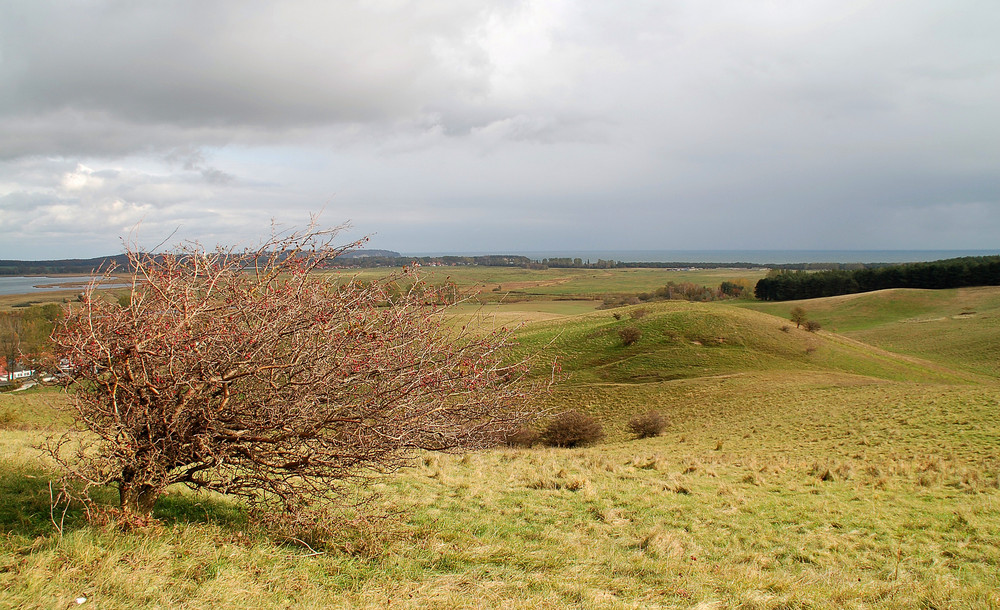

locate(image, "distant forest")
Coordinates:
754 256 1000 301
0 255 133 276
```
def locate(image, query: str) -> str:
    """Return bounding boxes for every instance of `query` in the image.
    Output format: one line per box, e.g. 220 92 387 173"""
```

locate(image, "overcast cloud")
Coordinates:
1 0 998 258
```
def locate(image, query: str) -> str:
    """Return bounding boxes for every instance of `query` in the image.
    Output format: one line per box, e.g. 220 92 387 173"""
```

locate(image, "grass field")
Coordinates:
1 274 998 608
739 287 1000 379
2 266 762 311
0 290 80 311
320 266 767 301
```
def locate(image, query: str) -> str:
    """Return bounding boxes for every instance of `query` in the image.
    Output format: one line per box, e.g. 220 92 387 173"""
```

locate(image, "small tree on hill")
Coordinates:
48 224 549 517
789 306 808 329
619 326 642 346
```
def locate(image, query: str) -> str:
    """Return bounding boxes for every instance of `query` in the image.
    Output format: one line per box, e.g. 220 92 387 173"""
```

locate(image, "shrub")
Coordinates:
47 224 548 517
503 427 540 448
804 320 822 332
630 308 648 319
619 326 642 346
541 411 605 447
612 312 622 321
628 410 669 438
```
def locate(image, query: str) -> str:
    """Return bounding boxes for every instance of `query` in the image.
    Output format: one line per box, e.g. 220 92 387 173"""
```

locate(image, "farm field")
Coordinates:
1 272 999 608
320 265 768 301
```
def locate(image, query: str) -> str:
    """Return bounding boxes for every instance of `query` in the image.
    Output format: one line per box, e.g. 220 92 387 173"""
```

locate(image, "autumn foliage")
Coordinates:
48 226 547 517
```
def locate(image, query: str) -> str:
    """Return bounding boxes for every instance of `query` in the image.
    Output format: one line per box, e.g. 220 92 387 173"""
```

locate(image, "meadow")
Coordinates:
1 268 998 608
320 266 768 302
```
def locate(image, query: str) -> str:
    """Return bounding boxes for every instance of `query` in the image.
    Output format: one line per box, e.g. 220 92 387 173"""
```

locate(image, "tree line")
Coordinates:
754 256 1000 301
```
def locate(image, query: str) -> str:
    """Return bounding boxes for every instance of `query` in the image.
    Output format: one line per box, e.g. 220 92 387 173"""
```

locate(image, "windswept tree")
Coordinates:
48 225 550 517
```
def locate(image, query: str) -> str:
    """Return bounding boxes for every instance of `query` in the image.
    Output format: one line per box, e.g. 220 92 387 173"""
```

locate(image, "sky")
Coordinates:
1 0 998 259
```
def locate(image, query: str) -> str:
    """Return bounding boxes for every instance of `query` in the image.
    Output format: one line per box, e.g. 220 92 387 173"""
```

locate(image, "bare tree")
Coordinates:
47 225 549 516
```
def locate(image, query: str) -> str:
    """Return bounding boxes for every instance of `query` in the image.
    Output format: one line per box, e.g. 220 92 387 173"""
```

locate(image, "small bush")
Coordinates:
804 320 822 332
503 427 540 448
628 410 669 438
630 308 648 319
619 326 642 346
541 411 605 447
612 312 622 321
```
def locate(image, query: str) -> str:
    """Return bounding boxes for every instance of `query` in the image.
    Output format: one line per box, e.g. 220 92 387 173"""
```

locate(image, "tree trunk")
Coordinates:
119 481 159 514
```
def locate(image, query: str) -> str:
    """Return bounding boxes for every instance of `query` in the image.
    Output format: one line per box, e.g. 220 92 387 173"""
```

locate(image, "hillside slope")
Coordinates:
518 300 975 386
737 286 1000 378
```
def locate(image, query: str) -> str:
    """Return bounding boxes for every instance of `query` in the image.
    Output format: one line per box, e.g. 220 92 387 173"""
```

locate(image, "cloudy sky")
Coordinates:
1 0 998 259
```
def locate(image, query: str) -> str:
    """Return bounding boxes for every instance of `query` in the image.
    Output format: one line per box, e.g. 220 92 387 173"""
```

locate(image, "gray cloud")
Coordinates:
1 0 998 257
0 1 522 157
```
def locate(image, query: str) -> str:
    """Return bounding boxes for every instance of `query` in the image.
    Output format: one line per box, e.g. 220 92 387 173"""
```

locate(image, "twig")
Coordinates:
283 536 326 558
48 481 69 538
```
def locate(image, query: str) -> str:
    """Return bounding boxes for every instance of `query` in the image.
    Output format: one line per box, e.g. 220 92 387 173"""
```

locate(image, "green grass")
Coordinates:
0 386 71 430
517 301 973 388
1 279 999 607
736 287 983 332
739 287 1000 378
3 375 998 608
321 266 767 300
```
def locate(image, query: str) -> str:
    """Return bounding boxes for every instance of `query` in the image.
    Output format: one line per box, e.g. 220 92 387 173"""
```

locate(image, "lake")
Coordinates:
0 276 129 296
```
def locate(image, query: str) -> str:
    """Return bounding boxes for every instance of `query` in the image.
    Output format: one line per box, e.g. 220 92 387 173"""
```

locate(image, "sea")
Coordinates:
403 250 1000 266
0 276 129 296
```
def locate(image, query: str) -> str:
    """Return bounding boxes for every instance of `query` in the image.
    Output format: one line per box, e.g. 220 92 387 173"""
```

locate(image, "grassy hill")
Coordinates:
1 284 999 607
738 286 1000 378
519 299 977 385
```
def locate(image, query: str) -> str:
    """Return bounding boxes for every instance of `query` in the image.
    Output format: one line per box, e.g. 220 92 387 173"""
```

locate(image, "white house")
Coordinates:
0 365 35 383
